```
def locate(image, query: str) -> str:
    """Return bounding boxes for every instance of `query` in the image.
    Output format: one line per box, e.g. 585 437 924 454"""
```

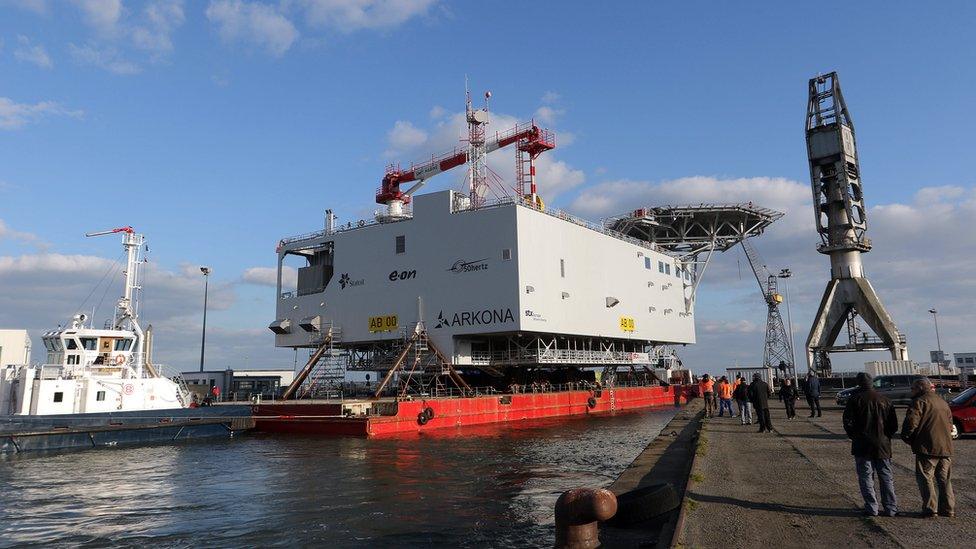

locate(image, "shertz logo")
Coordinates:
434 307 515 328
448 258 489 274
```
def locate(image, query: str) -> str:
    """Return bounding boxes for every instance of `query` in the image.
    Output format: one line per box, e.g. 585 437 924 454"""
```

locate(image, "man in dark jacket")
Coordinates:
843 372 899 516
747 373 772 433
900 378 955 518
733 376 752 425
804 371 822 418
780 378 799 420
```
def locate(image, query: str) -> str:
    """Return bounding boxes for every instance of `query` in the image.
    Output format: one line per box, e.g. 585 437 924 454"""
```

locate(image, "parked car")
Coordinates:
949 386 976 440
835 375 929 406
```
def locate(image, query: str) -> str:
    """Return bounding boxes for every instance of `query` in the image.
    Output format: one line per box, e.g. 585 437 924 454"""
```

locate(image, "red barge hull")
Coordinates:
254 385 693 437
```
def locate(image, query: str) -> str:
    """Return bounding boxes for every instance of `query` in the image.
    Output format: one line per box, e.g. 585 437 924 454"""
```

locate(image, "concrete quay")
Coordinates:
675 403 974 548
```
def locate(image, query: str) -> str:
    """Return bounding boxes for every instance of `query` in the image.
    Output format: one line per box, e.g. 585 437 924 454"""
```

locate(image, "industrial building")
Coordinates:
181 369 295 400
0 330 31 367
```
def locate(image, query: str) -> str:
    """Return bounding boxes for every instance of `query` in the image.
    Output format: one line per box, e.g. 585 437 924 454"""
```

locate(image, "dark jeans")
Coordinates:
806 394 821 416
784 398 796 418
703 392 714 416
855 457 897 515
756 407 772 431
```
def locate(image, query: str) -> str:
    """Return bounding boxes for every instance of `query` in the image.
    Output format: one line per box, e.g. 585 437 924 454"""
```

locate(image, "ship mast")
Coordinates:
85 226 147 377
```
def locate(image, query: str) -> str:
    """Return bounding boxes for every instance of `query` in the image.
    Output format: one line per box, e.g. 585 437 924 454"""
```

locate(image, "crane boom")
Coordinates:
740 238 772 302
376 121 553 205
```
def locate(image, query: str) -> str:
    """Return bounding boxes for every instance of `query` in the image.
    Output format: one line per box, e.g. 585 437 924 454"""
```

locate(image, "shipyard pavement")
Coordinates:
677 403 973 547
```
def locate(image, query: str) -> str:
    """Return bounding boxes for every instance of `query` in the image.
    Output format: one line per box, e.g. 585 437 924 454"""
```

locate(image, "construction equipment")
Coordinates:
804 72 908 373
740 238 795 381
375 91 554 218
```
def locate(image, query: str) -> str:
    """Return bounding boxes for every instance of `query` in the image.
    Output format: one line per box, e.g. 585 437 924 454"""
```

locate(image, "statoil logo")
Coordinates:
434 307 515 328
339 273 365 289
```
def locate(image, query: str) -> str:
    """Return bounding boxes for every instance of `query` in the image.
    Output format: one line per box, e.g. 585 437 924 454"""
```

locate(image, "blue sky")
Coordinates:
1 1 974 373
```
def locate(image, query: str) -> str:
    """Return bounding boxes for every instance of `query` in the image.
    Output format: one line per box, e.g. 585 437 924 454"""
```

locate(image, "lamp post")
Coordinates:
779 268 798 385
928 308 943 376
199 266 211 372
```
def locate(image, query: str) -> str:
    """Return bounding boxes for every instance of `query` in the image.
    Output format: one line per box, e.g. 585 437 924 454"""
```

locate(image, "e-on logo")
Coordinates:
388 269 417 281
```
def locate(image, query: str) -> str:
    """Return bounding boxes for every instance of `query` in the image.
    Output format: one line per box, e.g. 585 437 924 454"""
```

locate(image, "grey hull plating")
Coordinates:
0 405 253 454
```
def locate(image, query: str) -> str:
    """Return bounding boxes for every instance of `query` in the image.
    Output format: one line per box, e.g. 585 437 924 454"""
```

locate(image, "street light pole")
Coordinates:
200 267 211 372
928 308 943 376
779 268 799 385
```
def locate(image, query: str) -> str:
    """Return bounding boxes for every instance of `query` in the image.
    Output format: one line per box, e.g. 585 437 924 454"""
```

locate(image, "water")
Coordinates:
0 409 677 548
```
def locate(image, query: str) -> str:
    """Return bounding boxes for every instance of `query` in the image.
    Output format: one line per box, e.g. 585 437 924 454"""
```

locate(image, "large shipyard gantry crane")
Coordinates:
375 91 555 219
740 238 795 381
804 72 908 374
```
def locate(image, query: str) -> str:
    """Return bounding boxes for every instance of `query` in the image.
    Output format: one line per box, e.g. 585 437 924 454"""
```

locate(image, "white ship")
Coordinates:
0 227 250 453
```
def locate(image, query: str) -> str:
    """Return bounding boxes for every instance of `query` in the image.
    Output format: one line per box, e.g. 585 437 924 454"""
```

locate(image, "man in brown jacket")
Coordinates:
900 377 955 518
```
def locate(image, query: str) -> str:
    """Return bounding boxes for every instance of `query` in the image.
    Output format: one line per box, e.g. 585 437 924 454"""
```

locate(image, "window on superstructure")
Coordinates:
645 257 651 269
114 339 134 351
80 338 97 350
664 264 671 275
502 248 512 261
560 259 565 278
96 391 106 401
67 355 80 365
658 261 665 273
65 339 78 350
53 392 63 403
395 235 405 254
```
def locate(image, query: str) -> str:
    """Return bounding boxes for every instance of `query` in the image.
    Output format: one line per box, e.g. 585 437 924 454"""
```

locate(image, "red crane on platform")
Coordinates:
376 94 555 215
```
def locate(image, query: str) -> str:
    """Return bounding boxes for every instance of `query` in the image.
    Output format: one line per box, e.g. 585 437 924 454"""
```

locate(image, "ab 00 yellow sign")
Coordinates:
619 317 635 332
369 315 399 333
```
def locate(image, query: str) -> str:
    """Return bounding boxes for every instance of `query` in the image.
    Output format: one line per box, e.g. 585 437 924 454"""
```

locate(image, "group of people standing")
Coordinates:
698 372 787 433
843 373 955 518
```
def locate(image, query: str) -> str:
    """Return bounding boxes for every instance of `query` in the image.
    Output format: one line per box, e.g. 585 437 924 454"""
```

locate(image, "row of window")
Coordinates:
51 390 106 403
958 357 975 364
644 257 691 281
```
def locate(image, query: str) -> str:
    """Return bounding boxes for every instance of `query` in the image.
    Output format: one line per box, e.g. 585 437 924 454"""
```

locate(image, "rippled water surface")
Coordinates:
0 409 676 548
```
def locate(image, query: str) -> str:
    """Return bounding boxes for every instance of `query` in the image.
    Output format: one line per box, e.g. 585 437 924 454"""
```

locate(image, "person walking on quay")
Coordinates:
804 371 822 418
717 376 734 417
842 372 899 517
748 373 772 433
900 377 955 518
733 375 752 425
780 378 799 420
698 374 715 417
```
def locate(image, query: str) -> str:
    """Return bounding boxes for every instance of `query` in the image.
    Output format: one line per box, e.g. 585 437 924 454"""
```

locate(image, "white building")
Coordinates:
954 352 976 372
271 190 696 368
0 330 31 367
181 369 296 399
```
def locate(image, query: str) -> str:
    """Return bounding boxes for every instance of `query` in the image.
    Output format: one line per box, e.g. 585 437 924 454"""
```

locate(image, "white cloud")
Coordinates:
541 91 560 104
131 0 185 54
3 0 49 15
64 1 185 72
13 35 52 68
71 0 123 34
385 120 427 156
242 266 296 288
206 0 299 57
573 177 976 374
69 42 141 74
0 219 46 248
701 319 761 334
296 0 437 31
428 105 446 119
0 97 84 129
534 105 563 125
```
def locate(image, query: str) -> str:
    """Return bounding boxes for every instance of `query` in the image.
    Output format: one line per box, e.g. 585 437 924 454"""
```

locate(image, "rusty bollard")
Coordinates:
554 488 617 549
